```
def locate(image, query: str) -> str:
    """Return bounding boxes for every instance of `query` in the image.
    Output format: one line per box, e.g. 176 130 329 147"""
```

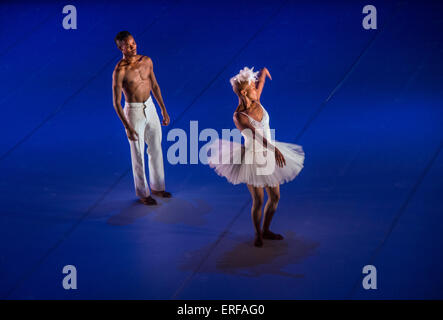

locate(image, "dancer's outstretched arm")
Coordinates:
255 67 272 99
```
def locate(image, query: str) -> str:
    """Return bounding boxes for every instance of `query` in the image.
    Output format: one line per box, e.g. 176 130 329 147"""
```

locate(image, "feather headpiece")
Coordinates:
229 66 259 87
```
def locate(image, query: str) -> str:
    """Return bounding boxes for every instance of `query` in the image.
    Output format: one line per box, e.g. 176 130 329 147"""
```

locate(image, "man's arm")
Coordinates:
147 57 170 126
112 66 138 140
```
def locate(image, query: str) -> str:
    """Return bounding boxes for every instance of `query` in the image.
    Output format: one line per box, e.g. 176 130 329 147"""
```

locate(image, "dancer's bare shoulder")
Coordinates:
233 106 249 128
112 60 126 85
141 55 151 62
233 105 243 115
141 55 154 69
113 59 128 77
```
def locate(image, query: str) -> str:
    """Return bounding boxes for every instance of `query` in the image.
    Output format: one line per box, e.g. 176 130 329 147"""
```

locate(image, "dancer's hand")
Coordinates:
275 147 286 167
161 111 170 126
125 126 139 141
262 67 272 80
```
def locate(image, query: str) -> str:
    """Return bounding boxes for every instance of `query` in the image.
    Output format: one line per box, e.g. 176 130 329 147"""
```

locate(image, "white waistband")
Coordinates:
125 96 152 107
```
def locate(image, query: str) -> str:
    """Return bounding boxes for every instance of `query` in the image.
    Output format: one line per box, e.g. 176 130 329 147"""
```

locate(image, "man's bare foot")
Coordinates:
139 196 157 205
151 190 172 198
262 230 284 240
254 234 263 247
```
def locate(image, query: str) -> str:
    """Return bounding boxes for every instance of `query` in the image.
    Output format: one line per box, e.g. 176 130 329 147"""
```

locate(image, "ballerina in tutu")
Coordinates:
207 66 305 247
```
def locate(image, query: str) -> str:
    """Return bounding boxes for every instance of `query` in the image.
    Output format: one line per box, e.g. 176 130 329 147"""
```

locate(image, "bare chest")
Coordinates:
123 60 150 86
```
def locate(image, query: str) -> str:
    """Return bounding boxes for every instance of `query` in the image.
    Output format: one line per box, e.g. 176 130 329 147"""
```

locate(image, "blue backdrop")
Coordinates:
0 0 442 299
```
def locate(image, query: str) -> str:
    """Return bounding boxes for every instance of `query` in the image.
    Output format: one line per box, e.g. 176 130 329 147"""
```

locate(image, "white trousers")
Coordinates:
124 96 165 197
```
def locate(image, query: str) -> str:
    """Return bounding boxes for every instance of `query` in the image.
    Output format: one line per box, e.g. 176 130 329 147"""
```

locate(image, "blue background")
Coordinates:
0 0 442 299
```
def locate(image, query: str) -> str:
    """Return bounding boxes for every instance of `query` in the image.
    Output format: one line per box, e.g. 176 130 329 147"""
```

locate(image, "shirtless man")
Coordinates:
112 31 171 205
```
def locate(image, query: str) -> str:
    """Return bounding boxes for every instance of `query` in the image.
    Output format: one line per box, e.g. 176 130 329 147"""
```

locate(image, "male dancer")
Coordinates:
112 31 171 205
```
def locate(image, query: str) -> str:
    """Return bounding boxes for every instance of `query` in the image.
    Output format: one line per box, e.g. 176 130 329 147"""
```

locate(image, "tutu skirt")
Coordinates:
207 139 305 187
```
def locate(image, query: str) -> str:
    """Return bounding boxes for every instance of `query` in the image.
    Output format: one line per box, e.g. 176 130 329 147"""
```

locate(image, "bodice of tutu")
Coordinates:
239 105 271 152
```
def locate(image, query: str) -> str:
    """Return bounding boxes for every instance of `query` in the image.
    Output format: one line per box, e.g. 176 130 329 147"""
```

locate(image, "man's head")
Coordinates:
115 31 137 57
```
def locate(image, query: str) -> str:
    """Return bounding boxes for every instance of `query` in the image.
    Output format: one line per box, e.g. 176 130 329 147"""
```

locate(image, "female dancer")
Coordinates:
208 67 305 247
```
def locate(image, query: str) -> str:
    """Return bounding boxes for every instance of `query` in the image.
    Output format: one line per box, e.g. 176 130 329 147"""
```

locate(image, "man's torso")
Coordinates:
117 55 152 103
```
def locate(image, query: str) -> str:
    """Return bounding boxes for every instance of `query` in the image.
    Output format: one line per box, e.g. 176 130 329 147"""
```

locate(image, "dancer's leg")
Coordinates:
263 185 283 240
126 109 149 197
125 106 157 205
247 184 264 247
144 99 169 197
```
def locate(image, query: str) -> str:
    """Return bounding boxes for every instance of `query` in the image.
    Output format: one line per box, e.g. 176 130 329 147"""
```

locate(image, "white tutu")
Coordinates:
207 138 305 187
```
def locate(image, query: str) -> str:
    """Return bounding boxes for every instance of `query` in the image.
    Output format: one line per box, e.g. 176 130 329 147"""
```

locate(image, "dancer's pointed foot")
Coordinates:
254 234 263 247
139 196 157 206
151 190 172 198
262 230 284 240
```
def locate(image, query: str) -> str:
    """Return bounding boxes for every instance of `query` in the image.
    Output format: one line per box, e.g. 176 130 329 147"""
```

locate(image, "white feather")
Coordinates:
230 66 259 87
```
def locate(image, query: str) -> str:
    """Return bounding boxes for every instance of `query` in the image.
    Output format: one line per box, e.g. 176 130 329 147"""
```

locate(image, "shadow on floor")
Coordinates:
152 197 212 226
106 200 156 225
180 231 319 278
105 197 212 226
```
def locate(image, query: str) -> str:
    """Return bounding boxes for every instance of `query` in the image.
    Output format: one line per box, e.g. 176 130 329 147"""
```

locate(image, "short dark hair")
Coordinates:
115 31 132 46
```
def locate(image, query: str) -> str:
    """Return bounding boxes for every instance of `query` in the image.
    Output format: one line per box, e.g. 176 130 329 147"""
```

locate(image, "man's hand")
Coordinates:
161 111 170 126
125 126 139 141
275 147 286 168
